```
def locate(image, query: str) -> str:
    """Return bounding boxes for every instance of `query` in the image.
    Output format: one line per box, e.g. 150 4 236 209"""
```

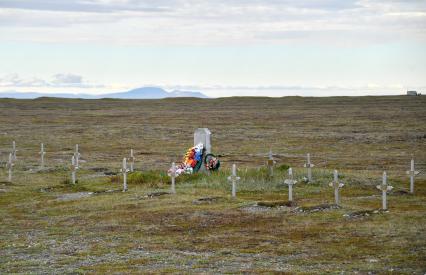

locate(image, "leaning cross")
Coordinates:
328 170 344 205
406 158 420 194
169 162 177 194
227 163 241 198
267 149 276 177
303 153 314 182
5 153 14 182
74 144 81 167
71 155 78 185
284 167 297 202
129 149 135 172
121 158 129 192
12 140 17 161
376 171 393 210
39 143 46 169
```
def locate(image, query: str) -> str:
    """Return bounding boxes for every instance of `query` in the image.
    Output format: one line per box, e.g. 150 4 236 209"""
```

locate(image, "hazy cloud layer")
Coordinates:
0 73 103 88
0 73 416 97
0 0 425 45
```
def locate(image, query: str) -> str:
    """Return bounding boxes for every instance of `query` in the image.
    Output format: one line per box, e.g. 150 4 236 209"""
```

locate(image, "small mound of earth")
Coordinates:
257 200 296 207
40 187 56 192
93 189 122 194
344 209 387 219
89 167 110 172
145 191 170 198
0 181 13 185
240 201 296 213
295 203 340 213
193 196 223 204
28 167 63 173
56 192 93 201
104 171 118 176
391 190 411 196
240 205 275 213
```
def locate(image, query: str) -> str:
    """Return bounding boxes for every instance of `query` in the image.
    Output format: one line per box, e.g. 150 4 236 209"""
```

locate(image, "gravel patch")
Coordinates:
56 192 94 201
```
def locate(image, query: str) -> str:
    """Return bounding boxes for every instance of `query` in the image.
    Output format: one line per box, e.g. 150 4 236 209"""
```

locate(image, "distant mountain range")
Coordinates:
0 87 208 99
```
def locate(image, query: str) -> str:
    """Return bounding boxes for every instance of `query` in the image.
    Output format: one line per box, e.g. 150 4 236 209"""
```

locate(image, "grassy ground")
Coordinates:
0 96 425 273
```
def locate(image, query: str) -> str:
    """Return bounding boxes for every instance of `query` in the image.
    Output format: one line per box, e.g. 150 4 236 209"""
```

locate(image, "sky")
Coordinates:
0 0 425 97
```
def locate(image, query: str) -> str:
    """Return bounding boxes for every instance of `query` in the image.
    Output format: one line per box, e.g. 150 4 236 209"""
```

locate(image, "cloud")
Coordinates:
0 0 425 46
52 73 82 85
0 73 104 88
0 0 171 13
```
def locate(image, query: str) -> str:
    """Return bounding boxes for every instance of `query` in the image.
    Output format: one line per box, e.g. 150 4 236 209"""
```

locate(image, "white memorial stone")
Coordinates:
376 171 393 210
169 162 177 194
129 149 135 172
5 153 14 182
328 170 344 205
194 128 211 154
303 153 315 182
39 143 46 169
284 168 297 202
406 158 420 194
121 158 129 192
227 164 241 198
71 155 78 185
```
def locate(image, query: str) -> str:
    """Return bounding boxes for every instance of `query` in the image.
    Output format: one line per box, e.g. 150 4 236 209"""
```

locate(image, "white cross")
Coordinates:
74 144 81 168
284 167 297 202
227 164 241 198
303 153 315 182
39 143 46 169
11 141 17 161
267 149 276 177
71 155 78 185
129 149 135 172
328 170 344 205
5 153 14 182
376 171 393 210
169 162 177 194
406 158 420 194
120 158 130 192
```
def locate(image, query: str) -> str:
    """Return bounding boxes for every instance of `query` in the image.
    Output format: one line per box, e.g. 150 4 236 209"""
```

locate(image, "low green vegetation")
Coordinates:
0 165 425 273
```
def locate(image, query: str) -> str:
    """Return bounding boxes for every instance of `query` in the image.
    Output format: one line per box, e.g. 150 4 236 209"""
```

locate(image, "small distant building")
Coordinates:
407 90 418 96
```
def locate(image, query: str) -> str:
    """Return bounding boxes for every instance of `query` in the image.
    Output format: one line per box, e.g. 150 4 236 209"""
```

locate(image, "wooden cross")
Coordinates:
71 155 78 185
129 149 135 172
303 153 314 182
328 170 344 205
267 149 276 177
406 158 420 194
376 171 393 210
5 153 14 182
12 141 17 161
74 144 81 167
227 164 241 198
120 158 130 192
169 162 177 194
284 167 297 201
39 143 46 169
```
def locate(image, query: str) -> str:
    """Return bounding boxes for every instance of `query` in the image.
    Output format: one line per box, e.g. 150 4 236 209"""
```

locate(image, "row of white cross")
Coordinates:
2 142 137 192
226 164 413 211
2 142 422 208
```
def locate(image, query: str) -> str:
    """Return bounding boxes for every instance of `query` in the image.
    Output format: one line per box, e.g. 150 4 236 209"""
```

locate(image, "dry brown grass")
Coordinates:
0 96 425 273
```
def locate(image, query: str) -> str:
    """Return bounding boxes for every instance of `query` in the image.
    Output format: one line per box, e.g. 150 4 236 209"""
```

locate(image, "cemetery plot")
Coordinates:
0 96 425 273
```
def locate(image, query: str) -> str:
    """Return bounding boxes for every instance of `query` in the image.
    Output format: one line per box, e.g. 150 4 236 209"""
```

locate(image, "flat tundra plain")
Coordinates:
0 96 425 273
